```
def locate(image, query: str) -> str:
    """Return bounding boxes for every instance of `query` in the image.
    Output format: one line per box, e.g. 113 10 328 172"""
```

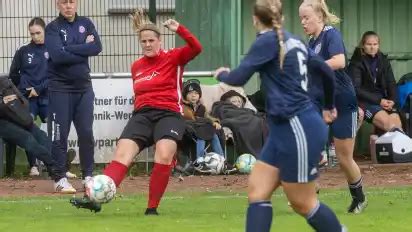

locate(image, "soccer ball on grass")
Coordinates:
85 175 116 203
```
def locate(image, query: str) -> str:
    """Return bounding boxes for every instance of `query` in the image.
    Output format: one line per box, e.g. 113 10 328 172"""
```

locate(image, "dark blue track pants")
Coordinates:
48 89 95 178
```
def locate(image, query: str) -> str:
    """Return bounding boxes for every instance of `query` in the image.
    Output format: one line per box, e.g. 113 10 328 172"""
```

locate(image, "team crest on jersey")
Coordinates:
44 52 49 59
323 25 333 31
314 43 322 54
79 25 86 33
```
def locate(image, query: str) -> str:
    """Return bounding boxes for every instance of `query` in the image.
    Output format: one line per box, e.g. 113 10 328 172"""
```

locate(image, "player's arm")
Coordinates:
216 37 275 86
9 47 24 86
384 59 398 104
45 23 88 64
325 54 345 70
325 30 346 70
308 54 336 110
64 19 102 57
164 19 202 65
33 79 49 96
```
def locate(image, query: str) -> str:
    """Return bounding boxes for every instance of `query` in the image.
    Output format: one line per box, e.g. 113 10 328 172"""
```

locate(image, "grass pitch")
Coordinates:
0 187 411 232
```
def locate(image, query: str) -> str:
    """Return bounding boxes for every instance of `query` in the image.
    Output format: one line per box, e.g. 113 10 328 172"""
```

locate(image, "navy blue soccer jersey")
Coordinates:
309 26 357 139
218 30 313 119
9 42 49 96
308 26 355 96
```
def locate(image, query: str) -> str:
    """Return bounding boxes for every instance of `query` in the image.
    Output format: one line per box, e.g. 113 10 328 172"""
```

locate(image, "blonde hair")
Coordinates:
303 0 341 25
130 8 160 37
254 0 285 69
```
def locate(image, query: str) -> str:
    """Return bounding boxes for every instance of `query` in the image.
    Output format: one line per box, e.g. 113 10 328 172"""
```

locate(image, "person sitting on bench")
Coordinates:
0 76 63 186
348 31 402 132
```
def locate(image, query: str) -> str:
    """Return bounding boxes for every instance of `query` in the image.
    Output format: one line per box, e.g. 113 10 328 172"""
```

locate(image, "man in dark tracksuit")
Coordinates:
45 0 102 193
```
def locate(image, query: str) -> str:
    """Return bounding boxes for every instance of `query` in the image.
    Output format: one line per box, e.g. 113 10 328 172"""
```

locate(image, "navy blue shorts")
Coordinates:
260 108 328 183
331 91 358 139
362 104 398 123
29 97 48 123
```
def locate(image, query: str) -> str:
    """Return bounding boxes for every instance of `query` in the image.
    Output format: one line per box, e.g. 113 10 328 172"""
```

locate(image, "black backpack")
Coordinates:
0 77 33 129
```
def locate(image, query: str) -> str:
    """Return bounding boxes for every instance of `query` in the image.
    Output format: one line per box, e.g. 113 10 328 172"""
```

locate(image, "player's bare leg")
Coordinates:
334 137 367 213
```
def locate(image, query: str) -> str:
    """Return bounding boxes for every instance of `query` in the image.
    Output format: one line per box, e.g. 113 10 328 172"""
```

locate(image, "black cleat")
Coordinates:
70 196 102 213
347 198 368 214
144 207 159 215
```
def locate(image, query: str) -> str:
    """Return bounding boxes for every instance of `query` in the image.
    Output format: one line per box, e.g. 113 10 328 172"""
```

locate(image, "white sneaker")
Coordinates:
319 150 328 167
29 166 40 176
66 171 77 179
54 177 76 193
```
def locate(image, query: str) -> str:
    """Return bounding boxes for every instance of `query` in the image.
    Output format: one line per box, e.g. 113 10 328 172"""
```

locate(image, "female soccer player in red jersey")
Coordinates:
71 9 202 215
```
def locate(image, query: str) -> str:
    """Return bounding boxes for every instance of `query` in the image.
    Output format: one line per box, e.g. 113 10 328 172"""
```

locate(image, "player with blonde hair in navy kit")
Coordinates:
299 0 367 214
215 0 346 231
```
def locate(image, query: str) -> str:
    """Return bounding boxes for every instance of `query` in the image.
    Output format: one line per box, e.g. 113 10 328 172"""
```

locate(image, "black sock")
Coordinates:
349 177 365 202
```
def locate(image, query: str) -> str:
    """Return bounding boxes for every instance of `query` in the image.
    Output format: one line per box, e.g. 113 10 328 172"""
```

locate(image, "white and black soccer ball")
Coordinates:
85 175 116 203
194 152 226 174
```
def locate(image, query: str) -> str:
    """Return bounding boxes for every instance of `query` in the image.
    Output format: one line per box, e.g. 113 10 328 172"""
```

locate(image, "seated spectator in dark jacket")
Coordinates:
0 76 63 186
348 31 401 131
221 90 246 109
212 90 266 157
182 79 224 159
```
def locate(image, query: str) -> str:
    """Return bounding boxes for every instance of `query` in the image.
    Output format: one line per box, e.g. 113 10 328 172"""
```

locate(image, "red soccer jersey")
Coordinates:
131 25 202 113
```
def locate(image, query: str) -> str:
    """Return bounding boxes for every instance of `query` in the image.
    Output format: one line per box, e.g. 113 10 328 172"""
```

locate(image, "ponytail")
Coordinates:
270 0 285 69
130 8 160 37
254 0 286 69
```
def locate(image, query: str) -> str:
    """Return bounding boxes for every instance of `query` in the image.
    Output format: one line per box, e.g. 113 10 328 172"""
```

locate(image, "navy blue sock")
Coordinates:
246 201 273 232
306 202 342 232
349 177 365 202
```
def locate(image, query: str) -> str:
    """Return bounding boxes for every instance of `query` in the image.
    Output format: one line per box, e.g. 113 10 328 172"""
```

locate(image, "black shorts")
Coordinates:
120 107 185 150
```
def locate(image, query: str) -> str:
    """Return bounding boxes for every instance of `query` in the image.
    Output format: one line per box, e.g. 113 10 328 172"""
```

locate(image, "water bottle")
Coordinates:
370 134 378 163
327 143 338 167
